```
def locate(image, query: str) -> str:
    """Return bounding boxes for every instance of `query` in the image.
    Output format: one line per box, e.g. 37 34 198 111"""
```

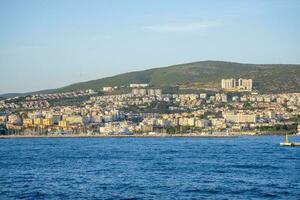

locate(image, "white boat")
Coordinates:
280 133 300 147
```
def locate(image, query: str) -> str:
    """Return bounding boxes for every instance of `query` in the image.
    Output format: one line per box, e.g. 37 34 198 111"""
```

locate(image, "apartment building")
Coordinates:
221 78 252 91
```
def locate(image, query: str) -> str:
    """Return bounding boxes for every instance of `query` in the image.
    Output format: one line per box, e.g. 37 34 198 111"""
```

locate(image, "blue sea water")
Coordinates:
0 136 300 200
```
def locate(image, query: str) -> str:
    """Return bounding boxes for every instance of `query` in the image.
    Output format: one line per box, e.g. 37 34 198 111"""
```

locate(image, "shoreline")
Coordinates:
1 133 299 139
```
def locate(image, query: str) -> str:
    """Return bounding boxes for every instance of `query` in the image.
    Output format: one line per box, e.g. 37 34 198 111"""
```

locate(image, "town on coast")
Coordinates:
1 79 300 138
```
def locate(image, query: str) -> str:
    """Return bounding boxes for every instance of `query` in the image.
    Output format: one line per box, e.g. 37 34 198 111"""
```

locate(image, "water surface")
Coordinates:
0 136 299 199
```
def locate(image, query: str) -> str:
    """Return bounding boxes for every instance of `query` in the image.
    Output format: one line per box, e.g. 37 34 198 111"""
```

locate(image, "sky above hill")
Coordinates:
1 0 300 94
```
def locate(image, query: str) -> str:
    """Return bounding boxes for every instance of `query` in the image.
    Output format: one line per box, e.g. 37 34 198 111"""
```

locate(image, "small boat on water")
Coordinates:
280 133 300 147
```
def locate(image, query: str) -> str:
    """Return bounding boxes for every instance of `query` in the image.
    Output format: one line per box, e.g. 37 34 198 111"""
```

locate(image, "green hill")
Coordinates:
55 60 300 93
2 60 300 97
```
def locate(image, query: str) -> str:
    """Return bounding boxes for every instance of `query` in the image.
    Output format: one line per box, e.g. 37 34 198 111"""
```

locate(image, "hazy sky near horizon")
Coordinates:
1 0 300 94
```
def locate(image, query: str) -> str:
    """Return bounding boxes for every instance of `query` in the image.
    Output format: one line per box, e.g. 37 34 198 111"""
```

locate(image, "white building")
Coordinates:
103 87 114 92
238 79 252 91
132 88 147 96
147 89 162 96
8 114 22 125
223 111 257 123
132 88 162 96
199 93 207 99
130 84 149 88
221 79 236 90
195 119 210 128
221 78 252 91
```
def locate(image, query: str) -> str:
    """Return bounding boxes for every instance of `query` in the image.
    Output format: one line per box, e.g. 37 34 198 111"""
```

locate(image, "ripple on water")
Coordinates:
0 136 300 200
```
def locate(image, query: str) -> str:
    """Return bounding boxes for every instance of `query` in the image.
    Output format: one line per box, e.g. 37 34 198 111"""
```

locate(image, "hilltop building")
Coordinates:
130 84 149 88
221 78 252 91
221 78 236 90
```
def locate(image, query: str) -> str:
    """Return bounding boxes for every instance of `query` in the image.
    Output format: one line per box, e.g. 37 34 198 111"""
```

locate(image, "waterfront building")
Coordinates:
223 111 257 123
50 114 61 124
211 118 226 129
23 118 34 127
195 119 210 128
8 114 22 125
43 118 53 126
34 118 43 126
179 117 195 127
65 115 84 124
59 120 69 128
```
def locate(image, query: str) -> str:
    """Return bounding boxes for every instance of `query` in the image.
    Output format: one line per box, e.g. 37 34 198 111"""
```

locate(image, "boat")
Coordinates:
280 133 300 147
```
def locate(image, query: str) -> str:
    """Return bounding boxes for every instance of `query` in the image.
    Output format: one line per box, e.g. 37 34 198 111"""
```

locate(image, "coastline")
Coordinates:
0 134 237 139
1 132 299 139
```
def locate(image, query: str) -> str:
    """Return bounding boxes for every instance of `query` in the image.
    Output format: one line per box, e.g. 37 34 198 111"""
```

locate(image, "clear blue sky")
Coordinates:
1 0 300 94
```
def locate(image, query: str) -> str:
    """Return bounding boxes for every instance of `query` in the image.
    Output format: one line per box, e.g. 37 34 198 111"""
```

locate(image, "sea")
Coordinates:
0 136 299 200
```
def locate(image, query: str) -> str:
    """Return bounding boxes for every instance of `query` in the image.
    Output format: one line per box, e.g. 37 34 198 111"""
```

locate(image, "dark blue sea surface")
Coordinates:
0 136 300 200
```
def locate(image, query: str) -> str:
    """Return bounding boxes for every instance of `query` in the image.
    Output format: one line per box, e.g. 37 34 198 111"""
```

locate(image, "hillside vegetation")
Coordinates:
2 61 300 97
55 61 300 93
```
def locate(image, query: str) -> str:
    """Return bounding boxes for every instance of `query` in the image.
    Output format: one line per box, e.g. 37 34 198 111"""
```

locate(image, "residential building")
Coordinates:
221 78 252 91
59 120 69 128
223 111 257 123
